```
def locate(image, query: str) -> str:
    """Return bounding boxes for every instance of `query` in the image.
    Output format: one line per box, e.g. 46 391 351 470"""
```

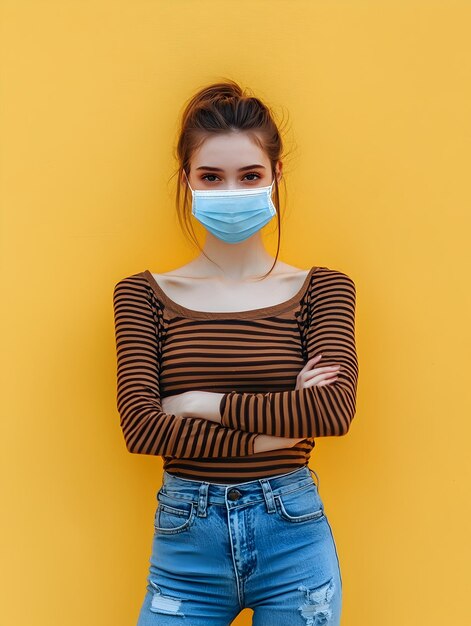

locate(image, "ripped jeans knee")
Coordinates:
148 579 186 617
298 578 336 625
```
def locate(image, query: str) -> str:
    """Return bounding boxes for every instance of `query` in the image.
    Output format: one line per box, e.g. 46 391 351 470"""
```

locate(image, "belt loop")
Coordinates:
259 478 276 513
308 467 320 492
196 482 209 517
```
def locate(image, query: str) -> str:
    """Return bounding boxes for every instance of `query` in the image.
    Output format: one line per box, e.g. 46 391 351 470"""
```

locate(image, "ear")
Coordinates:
274 160 283 183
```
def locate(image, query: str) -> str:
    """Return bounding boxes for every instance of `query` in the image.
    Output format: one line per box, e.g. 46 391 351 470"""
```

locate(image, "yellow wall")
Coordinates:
2 1 470 624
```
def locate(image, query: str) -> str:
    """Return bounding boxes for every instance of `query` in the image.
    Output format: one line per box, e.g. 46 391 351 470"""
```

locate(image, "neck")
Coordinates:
194 233 277 279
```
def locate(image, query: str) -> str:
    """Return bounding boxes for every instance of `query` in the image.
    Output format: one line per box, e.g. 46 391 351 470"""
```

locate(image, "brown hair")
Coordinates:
171 78 292 280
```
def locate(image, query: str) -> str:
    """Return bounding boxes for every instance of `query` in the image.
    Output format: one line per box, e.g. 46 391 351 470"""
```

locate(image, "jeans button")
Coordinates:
227 489 241 501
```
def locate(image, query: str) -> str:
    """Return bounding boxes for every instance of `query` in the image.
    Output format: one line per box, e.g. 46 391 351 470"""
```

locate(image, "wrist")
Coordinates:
184 391 223 423
182 390 199 419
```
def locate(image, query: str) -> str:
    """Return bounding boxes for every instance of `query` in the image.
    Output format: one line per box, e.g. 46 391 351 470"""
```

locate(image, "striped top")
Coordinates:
112 266 358 483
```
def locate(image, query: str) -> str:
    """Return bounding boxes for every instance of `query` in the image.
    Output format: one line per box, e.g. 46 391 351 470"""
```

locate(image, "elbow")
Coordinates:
117 403 154 455
117 411 140 454
316 408 356 438
121 425 158 455
338 407 357 436
121 429 142 454
124 437 140 455
333 385 357 436
120 423 169 457
118 414 147 455
123 435 160 456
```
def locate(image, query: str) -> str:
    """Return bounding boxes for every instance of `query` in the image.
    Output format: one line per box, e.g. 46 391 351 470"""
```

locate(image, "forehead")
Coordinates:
191 132 268 169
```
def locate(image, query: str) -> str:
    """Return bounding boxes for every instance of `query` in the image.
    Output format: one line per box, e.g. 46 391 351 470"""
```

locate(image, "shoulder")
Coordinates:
310 266 356 296
113 271 147 296
112 271 164 311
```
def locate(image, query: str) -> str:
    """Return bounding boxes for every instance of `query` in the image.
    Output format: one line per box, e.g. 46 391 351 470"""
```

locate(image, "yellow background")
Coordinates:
2 1 470 624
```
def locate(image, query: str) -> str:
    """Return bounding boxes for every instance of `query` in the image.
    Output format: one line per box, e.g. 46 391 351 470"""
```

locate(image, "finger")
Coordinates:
303 373 339 387
300 365 341 382
317 377 338 386
298 354 323 374
313 365 341 373
305 355 323 367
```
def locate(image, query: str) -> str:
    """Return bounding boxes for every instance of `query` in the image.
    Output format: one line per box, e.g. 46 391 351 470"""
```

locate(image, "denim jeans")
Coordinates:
136 465 343 625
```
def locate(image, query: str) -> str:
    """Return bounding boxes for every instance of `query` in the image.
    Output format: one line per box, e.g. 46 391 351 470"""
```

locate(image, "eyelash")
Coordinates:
201 173 261 182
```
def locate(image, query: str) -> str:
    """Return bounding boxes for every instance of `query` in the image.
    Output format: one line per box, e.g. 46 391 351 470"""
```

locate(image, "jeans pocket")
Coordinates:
154 492 195 535
275 482 325 523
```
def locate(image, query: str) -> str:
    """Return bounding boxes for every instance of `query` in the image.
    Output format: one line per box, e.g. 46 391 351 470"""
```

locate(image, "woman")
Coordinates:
113 79 358 626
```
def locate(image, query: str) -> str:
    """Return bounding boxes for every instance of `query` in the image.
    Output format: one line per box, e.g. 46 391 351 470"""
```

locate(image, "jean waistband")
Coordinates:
159 465 321 516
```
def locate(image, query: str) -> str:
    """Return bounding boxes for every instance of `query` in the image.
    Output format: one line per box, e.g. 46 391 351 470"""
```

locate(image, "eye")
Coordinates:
200 172 262 183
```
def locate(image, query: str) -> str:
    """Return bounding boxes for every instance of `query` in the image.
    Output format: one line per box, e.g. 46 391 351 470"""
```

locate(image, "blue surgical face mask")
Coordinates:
184 171 277 244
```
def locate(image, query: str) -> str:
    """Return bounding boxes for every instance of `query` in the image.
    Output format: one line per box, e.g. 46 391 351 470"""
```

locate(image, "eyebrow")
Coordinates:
195 164 266 172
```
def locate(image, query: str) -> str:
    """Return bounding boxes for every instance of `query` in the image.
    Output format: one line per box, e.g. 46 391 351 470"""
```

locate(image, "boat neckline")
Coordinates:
141 266 319 319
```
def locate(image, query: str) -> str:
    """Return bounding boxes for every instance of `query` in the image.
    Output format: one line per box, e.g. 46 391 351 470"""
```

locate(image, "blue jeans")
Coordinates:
136 465 343 625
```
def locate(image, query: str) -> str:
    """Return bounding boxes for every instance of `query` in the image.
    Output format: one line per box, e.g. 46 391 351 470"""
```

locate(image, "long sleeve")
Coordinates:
113 276 259 458
219 269 359 438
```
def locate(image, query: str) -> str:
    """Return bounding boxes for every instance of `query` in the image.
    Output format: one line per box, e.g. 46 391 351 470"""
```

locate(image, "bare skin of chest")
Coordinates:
151 262 310 312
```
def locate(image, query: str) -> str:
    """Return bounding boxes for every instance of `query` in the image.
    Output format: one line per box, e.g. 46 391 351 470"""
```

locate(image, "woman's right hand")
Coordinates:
253 354 340 453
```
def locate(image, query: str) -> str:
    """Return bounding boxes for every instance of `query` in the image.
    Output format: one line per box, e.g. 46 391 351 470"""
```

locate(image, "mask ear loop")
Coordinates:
183 169 194 193
270 173 281 194
268 176 277 215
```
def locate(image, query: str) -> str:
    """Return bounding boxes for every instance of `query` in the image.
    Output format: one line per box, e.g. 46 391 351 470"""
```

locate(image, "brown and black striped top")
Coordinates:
112 266 358 483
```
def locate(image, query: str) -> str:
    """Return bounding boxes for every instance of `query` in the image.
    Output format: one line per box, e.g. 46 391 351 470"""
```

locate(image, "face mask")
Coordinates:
184 171 277 244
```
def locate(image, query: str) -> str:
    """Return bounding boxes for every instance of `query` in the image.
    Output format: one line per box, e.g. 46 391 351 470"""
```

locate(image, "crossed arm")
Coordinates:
113 276 259 459
113 270 358 459
183 270 359 439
